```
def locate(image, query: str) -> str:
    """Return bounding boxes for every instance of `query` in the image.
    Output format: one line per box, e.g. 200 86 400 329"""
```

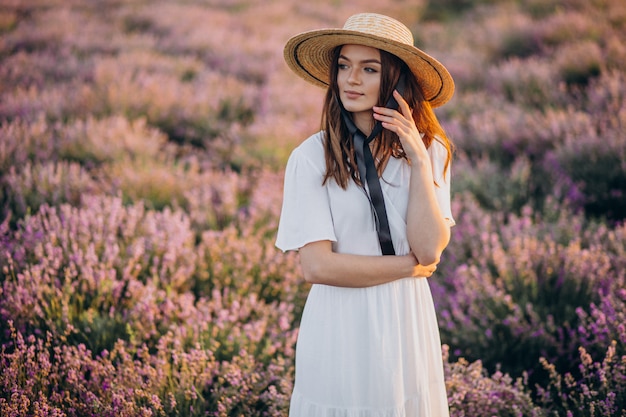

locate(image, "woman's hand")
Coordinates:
410 255 439 278
372 90 429 165
373 90 451 266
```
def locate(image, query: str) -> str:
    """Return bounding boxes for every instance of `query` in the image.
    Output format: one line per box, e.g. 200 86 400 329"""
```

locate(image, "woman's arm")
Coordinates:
299 240 438 288
374 91 451 265
405 160 451 265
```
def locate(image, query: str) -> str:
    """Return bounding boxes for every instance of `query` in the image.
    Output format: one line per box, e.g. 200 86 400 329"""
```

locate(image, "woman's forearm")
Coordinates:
298 240 436 288
406 162 451 265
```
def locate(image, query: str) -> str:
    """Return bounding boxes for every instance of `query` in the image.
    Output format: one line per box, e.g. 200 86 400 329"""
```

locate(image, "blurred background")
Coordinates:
0 0 625 415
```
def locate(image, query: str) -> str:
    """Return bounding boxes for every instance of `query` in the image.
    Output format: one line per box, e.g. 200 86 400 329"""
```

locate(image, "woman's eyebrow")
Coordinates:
338 54 382 65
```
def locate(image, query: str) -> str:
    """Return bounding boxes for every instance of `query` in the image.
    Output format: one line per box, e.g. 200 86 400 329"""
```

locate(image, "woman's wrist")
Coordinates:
400 254 419 277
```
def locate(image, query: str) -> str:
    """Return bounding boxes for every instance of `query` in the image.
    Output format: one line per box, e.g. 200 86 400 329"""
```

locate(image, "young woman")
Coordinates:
276 13 455 417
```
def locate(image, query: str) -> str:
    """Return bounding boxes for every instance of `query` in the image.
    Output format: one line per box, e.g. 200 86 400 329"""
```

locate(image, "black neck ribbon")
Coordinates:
339 76 406 256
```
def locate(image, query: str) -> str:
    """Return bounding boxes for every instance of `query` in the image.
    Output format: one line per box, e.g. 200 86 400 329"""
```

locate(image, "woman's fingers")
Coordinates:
408 257 438 278
372 108 410 135
373 91 411 117
372 91 427 161
372 91 414 131
393 89 413 117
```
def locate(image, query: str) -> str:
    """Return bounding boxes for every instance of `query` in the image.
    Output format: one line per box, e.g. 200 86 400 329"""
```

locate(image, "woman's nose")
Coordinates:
347 69 360 84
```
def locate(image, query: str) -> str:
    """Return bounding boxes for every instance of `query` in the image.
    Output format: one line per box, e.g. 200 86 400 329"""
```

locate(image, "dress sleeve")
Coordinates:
429 140 456 227
275 146 337 252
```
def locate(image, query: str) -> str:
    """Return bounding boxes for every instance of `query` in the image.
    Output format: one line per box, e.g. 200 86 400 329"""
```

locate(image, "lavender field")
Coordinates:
1 0 625 415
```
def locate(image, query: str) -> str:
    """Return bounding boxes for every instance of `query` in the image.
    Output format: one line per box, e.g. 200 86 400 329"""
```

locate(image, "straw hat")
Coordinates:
284 13 454 108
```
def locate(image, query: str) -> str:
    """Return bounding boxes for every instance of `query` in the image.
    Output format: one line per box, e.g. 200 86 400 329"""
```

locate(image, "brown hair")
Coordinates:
321 46 454 189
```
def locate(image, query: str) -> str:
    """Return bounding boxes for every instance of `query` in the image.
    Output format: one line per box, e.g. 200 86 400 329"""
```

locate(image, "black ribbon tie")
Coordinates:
340 76 406 256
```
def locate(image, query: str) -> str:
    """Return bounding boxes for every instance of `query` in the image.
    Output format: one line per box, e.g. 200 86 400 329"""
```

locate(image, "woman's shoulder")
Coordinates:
292 131 325 155
427 136 451 164
428 136 448 155
287 131 326 169
428 136 452 182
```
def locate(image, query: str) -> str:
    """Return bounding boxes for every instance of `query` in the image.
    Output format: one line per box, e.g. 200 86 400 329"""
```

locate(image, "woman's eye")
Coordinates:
338 63 348 70
364 67 378 73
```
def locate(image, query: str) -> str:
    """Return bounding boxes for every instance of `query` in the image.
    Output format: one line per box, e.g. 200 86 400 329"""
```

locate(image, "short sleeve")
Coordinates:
275 141 337 252
429 139 455 227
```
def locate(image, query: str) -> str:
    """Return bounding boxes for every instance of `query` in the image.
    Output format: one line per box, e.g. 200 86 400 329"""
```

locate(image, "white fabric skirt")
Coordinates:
289 278 450 417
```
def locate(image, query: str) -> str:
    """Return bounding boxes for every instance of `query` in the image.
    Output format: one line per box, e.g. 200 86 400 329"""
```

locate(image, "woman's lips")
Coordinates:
344 91 363 100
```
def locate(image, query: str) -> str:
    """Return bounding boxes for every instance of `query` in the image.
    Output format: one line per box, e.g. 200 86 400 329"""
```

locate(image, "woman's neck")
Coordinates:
352 110 374 136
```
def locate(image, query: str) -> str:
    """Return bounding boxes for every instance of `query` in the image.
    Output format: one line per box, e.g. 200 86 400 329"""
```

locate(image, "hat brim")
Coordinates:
284 29 454 108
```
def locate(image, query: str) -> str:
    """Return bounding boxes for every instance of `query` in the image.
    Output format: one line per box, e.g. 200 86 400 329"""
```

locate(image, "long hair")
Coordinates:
321 46 454 189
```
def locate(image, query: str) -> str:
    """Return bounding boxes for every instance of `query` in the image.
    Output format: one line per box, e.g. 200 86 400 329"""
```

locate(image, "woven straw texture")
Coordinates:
284 13 454 108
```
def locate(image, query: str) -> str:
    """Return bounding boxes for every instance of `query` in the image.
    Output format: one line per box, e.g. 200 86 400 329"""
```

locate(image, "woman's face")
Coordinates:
337 44 381 125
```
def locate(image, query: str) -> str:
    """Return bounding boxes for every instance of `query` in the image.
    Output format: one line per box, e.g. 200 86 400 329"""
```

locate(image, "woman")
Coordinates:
276 13 455 417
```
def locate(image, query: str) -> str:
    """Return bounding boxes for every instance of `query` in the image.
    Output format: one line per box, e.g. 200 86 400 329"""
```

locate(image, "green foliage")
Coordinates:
551 130 626 221
423 0 502 21
555 41 603 86
452 155 533 214
497 27 542 59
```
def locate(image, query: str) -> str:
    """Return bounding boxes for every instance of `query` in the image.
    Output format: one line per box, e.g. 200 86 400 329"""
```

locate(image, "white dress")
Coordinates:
276 131 454 417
